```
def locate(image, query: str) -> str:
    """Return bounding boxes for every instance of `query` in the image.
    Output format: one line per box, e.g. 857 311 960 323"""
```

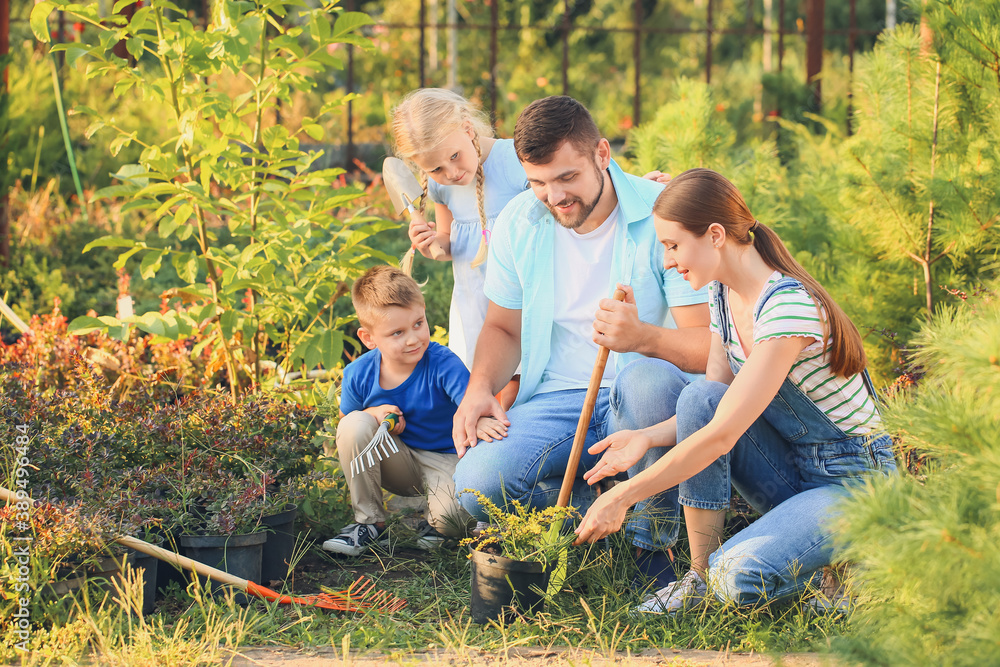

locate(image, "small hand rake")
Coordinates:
349 413 401 479
0 487 406 614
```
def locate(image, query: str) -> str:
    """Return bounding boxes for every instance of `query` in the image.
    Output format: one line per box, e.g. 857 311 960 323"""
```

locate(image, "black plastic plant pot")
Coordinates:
128 544 161 615
155 531 190 596
259 503 298 583
469 548 549 624
43 554 128 598
179 532 266 605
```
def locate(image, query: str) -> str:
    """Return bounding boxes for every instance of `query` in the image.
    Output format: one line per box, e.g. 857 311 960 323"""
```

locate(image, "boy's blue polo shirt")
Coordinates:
340 342 469 452
484 159 709 406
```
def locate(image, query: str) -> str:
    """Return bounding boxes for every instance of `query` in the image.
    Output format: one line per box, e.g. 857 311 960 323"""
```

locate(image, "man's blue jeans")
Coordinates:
676 379 897 606
454 358 689 551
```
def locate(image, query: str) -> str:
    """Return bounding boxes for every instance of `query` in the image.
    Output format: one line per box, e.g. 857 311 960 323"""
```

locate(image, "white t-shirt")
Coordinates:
537 207 619 395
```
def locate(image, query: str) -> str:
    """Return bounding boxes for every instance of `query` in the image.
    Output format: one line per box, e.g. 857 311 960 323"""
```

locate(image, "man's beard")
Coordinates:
547 164 605 230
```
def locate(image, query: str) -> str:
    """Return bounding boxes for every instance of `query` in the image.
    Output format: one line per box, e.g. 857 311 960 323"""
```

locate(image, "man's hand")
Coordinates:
476 416 509 443
407 208 437 253
574 487 629 545
592 284 648 353
363 405 406 435
453 389 509 458
582 429 653 486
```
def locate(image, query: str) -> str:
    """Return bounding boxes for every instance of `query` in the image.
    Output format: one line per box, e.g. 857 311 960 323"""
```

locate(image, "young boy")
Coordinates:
323 265 474 555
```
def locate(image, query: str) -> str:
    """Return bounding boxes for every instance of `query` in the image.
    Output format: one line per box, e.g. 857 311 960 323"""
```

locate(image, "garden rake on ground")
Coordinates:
349 412 401 479
0 487 406 614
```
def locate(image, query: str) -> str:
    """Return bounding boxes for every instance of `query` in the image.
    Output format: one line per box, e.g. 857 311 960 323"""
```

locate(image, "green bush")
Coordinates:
832 285 1000 665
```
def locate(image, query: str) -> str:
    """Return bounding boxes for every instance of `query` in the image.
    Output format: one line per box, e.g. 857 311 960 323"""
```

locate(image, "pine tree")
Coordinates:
832 284 1000 665
841 20 1000 318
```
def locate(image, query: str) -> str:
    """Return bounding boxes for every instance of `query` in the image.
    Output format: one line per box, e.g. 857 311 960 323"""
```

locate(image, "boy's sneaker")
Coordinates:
471 521 490 538
322 523 388 556
414 522 447 551
634 569 708 615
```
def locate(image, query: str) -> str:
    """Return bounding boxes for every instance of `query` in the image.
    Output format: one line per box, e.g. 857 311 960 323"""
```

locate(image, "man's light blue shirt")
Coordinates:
484 159 709 406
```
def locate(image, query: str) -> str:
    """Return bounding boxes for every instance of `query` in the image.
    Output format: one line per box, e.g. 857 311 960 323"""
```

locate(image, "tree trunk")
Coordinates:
806 0 825 111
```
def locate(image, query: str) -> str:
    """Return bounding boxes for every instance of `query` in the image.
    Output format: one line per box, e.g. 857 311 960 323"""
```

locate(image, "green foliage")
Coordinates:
460 489 577 570
623 77 786 222
1 180 178 329
30 0 392 398
841 23 1000 315
832 286 1000 666
1 42 175 195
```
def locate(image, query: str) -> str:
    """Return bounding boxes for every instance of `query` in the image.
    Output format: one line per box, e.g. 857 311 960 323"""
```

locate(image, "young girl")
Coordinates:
390 89 528 373
573 168 896 612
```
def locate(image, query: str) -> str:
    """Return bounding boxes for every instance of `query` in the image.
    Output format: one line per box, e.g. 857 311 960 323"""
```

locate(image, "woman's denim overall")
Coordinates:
675 277 897 605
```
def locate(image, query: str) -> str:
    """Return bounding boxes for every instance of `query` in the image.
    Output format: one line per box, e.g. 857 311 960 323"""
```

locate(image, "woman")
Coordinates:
574 168 896 612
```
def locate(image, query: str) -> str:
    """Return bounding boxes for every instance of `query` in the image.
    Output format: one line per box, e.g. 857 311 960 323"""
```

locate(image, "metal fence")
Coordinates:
338 0 888 166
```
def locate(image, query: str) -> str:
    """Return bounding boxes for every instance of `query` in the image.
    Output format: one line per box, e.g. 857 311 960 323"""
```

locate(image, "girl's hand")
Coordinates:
574 488 629 544
582 429 652 485
363 405 406 435
407 209 438 253
475 416 508 443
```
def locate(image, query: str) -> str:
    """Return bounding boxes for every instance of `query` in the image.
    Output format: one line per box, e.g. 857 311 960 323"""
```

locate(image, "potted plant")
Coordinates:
172 468 269 604
0 499 125 603
256 469 335 583
460 491 578 623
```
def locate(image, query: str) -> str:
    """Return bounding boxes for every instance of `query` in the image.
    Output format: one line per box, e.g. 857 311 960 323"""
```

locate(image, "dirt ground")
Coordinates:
228 645 838 666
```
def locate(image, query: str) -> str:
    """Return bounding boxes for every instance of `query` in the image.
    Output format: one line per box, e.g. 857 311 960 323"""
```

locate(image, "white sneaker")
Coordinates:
414 522 447 551
805 565 852 614
635 569 708 614
322 523 388 556
805 591 852 614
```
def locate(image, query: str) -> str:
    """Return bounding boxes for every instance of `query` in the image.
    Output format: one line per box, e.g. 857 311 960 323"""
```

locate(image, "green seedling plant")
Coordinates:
459 490 577 573
30 0 396 402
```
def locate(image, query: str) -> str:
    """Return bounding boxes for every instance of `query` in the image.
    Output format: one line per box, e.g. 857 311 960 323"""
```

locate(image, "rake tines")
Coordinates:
248 575 406 613
349 414 401 479
319 575 408 613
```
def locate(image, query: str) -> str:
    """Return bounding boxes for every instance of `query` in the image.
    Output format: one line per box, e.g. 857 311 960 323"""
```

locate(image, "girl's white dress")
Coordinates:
427 138 527 367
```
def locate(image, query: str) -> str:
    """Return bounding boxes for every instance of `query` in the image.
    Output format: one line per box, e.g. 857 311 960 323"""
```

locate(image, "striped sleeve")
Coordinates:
754 286 826 346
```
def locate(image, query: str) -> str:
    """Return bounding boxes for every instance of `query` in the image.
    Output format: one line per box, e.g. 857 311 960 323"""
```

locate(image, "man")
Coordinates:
452 96 710 586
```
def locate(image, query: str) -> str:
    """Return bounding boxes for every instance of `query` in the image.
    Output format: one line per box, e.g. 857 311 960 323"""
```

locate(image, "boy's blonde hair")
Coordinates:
352 265 425 330
390 88 494 268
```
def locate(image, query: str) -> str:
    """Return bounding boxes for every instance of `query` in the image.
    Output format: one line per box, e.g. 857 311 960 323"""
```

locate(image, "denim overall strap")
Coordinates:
715 277 869 444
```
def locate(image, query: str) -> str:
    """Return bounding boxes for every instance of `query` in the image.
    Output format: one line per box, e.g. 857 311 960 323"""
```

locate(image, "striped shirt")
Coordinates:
708 272 881 435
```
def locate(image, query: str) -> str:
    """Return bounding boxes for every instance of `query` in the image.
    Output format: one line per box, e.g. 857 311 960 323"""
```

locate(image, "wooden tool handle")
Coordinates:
428 243 447 260
116 535 249 590
555 288 627 508
0 486 249 591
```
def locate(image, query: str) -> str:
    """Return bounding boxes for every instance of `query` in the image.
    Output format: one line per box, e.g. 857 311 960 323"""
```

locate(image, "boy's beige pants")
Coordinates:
333 411 471 537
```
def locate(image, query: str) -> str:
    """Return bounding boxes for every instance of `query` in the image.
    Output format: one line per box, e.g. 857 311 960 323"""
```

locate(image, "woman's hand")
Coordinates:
573 488 629 545
642 170 672 184
582 429 652 486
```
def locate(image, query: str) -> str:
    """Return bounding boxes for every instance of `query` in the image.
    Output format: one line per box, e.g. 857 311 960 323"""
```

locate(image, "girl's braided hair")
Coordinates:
390 89 494 267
